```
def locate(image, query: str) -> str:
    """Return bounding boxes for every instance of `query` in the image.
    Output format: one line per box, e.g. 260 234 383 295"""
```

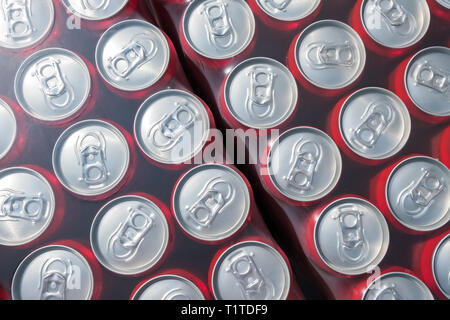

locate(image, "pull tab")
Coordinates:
225 249 275 300
246 66 277 119
80 0 110 11
351 101 394 150
161 288 191 300
186 177 234 228
306 41 356 70
38 258 73 300
284 139 322 193
75 131 110 186
397 168 446 218
107 33 158 80
332 205 368 264
201 0 236 50
372 0 416 36
0 189 47 223
414 61 450 96
2 0 34 40
32 57 75 109
264 0 292 12
148 102 197 152
372 283 402 300
107 206 155 261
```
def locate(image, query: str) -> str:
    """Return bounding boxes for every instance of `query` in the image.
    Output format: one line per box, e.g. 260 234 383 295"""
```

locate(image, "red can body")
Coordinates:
427 0 450 21
432 126 450 169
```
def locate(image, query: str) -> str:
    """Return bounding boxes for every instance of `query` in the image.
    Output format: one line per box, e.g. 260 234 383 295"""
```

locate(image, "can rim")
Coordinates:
385 155 450 232
431 233 450 299
0 98 17 160
255 0 322 22
11 244 94 300
62 0 129 21
52 119 130 197
95 19 170 91
338 87 411 160
313 196 390 275
172 163 250 242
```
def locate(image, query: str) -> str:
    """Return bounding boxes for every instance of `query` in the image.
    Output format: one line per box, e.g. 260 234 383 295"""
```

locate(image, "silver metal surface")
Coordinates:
255 0 321 22
62 0 128 21
0 98 17 160
131 275 205 300
436 0 450 9
432 234 450 299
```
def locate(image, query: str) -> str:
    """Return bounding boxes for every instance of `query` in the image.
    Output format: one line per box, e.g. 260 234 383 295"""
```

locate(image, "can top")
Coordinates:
314 197 390 275
90 195 169 275
134 89 211 165
62 0 128 21
432 234 450 299
339 87 411 160
132 275 205 300
224 57 298 129
12 245 94 300
0 0 54 49
294 20 366 90
0 98 17 160
0 167 55 246
361 0 430 49
182 0 255 60
52 119 130 197
172 164 250 242
386 156 450 232
267 127 342 203
436 0 450 9
96 19 170 91
405 46 450 117
255 0 321 22
363 272 434 300
15 48 91 122
211 240 291 300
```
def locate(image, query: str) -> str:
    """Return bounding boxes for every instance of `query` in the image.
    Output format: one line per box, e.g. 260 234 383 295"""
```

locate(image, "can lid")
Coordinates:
62 0 128 21
294 20 366 90
91 195 169 275
386 156 450 232
15 48 91 122
172 164 250 242
182 0 255 60
363 272 434 300
0 98 17 160
0 0 54 49
52 119 130 197
255 0 321 22
96 19 170 91
0 167 55 246
405 46 450 117
267 127 342 203
12 245 94 300
134 89 211 165
339 87 411 160
224 57 298 129
432 234 450 299
132 275 205 300
436 0 450 9
361 0 430 49
314 197 390 275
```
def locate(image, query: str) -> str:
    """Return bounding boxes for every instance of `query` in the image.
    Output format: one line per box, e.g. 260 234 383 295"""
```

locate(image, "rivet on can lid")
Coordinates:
90 195 169 275
172 164 250 242
182 0 256 60
267 127 342 203
132 275 205 300
432 234 450 299
0 0 54 49
211 241 290 300
15 48 91 122
314 197 390 275
405 46 450 117
224 57 298 129
0 167 55 246
294 20 366 90
363 272 434 300
134 89 211 165
255 0 321 22
361 0 430 49
0 98 17 160
62 0 128 21
12 245 94 300
386 156 450 232
339 87 411 160
95 19 170 91
52 119 130 197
